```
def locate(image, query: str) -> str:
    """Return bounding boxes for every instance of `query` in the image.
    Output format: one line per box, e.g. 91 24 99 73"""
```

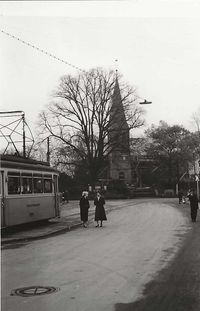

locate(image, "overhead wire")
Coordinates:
1 29 148 102
1 29 86 73
1 28 151 157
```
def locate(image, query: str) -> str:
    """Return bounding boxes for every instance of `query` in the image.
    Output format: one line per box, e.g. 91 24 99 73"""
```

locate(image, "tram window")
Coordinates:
8 176 21 194
21 172 32 177
34 173 42 177
22 177 33 194
33 178 43 193
44 174 51 178
44 179 52 193
8 171 20 176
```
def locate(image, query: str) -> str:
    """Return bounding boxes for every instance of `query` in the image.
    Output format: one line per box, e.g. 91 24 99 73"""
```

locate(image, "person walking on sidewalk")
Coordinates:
79 191 90 228
62 189 69 203
187 189 199 222
94 192 107 227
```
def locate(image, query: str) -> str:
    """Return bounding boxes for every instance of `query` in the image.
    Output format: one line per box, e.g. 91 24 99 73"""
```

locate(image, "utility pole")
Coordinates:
196 175 199 200
194 158 199 200
22 112 26 157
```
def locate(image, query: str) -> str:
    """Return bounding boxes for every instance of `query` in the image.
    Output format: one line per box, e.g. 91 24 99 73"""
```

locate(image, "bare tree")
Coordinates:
37 68 144 184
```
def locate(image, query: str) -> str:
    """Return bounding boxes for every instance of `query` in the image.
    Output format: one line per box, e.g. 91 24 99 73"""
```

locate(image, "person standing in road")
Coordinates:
178 190 183 204
79 191 90 227
187 189 199 222
94 192 107 227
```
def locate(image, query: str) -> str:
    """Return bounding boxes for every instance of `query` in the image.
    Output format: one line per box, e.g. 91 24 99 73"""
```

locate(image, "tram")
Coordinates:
0 154 60 228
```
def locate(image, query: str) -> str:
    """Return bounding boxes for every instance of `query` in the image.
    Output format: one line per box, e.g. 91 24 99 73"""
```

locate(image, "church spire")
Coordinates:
108 73 132 183
110 76 128 130
109 75 130 154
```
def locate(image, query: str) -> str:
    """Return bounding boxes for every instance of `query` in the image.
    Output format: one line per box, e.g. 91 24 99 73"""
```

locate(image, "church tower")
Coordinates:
108 77 132 184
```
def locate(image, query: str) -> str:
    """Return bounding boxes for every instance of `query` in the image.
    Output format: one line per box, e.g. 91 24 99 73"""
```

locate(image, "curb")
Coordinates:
1 221 83 245
1 209 97 245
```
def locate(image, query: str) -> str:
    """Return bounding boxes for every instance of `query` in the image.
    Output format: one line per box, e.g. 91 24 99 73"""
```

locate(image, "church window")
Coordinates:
119 171 125 180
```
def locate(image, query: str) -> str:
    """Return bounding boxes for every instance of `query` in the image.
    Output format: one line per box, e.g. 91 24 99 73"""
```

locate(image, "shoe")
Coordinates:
100 224 103 227
95 224 99 227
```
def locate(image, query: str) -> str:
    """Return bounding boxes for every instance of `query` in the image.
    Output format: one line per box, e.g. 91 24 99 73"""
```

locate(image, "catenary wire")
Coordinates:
1 29 147 101
1 29 86 73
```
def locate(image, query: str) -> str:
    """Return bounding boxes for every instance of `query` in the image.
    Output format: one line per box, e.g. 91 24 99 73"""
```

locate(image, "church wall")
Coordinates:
109 152 132 184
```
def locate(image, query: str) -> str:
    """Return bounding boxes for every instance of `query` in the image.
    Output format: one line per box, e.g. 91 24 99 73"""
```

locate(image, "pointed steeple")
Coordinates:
108 75 132 184
108 76 130 154
110 77 128 130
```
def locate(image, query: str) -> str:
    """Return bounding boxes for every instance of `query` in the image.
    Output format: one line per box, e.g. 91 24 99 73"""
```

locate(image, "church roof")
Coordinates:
110 77 129 130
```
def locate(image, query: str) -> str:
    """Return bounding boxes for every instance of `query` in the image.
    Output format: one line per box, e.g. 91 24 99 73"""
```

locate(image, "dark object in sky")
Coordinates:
139 100 152 105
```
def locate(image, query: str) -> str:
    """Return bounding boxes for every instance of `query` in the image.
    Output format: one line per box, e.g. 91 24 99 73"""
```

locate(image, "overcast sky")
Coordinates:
1 0 200 143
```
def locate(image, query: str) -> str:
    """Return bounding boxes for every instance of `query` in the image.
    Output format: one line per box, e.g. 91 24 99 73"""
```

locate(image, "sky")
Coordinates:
1 0 200 147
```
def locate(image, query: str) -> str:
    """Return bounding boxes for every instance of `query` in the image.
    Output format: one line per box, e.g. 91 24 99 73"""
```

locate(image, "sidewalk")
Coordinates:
1 201 95 245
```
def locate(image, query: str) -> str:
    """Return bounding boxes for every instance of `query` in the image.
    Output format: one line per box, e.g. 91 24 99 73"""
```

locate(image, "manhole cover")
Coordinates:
11 286 59 297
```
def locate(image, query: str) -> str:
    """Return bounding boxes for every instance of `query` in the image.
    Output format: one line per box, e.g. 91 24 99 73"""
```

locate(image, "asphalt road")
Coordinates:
1 198 199 311
115 206 200 311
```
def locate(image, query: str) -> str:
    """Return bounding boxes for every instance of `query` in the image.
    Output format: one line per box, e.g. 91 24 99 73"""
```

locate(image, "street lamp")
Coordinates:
139 99 152 105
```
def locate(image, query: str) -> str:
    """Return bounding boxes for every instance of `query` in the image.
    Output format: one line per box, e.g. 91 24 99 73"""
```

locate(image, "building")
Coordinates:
96 77 157 197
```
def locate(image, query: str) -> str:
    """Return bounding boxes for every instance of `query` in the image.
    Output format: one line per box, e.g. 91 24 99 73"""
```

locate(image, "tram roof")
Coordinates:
0 154 59 174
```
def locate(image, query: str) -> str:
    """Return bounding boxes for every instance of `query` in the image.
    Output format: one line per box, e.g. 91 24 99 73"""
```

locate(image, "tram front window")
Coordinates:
22 177 33 194
33 178 43 193
44 179 52 193
8 176 20 194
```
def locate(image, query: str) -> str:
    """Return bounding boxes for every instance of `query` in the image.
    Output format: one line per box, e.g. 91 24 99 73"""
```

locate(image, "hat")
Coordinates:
82 191 88 196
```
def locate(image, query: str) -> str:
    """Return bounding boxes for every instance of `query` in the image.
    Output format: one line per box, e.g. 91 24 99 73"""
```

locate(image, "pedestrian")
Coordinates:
182 195 186 205
178 190 183 204
94 192 107 227
187 189 199 222
63 189 69 203
79 191 90 228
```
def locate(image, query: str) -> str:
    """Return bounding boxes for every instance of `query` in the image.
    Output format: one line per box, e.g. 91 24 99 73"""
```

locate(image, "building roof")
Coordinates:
110 77 129 130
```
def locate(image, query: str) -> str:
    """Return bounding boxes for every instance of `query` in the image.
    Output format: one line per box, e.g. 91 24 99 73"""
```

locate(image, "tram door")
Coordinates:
53 175 60 217
0 171 5 227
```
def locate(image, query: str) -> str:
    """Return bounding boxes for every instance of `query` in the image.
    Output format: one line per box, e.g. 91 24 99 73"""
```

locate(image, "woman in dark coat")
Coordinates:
94 192 107 227
79 192 90 227
187 190 199 222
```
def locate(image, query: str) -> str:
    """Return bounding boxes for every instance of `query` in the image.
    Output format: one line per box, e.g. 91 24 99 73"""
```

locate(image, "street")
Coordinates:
1 198 199 311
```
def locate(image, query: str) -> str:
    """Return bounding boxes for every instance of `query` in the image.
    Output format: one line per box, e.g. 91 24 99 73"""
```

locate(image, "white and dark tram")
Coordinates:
0 154 60 228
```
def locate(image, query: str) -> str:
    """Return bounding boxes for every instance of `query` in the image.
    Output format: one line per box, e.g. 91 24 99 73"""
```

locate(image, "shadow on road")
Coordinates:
115 220 200 311
1 219 52 237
